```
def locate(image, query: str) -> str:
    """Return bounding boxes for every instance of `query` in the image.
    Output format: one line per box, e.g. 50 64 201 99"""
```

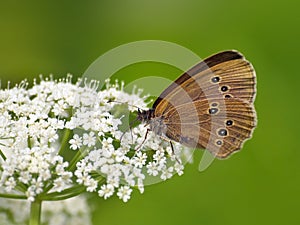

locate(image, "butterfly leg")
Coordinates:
135 128 150 151
169 141 180 164
119 126 134 145
119 117 139 144
170 141 174 153
119 132 125 142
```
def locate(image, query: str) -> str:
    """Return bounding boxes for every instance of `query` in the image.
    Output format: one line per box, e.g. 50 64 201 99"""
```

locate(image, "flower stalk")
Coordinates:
40 185 86 201
29 198 42 225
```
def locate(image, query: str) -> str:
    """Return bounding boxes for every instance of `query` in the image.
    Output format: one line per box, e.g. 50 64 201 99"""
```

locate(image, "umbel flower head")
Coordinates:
0 75 191 203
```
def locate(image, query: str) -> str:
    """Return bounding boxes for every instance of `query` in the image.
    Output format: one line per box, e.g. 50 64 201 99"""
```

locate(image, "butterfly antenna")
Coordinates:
107 99 141 110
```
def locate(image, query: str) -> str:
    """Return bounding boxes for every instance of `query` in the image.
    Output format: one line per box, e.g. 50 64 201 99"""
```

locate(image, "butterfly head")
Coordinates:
137 108 155 123
137 108 168 137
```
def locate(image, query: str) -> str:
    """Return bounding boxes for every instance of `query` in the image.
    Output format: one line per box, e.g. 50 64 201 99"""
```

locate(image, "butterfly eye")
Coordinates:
218 128 228 136
224 94 232 98
211 102 218 107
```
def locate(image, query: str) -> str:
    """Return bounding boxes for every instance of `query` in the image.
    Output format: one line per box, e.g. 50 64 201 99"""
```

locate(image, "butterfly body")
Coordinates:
137 50 256 159
137 109 167 137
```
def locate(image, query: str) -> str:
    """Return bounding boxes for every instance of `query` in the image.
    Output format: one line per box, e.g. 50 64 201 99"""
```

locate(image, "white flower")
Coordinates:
98 184 114 199
31 177 44 194
137 179 144 194
107 176 120 188
161 166 174 180
69 134 83 150
117 186 132 202
18 171 32 184
52 99 69 117
153 150 167 166
53 178 66 192
82 132 96 147
146 162 160 176
174 162 184 176
131 151 147 168
112 148 125 162
86 178 98 192
4 177 16 192
101 137 114 150
101 137 115 159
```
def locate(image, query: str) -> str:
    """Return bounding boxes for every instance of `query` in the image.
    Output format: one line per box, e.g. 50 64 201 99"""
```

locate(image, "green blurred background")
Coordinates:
0 1 299 225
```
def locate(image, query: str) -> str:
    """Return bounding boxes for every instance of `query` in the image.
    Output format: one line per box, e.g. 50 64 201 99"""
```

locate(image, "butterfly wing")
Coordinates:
153 51 256 108
162 98 256 158
153 50 256 158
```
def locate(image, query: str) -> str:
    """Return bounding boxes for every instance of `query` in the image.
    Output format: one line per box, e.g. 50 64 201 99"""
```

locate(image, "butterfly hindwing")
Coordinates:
163 97 256 158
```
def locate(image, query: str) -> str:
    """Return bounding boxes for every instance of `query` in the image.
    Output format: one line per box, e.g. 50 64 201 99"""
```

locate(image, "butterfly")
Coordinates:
137 50 256 158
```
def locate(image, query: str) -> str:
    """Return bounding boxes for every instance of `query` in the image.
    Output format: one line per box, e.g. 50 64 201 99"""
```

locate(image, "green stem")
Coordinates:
42 130 71 193
68 147 88 171
43 147 88 194
58 129 71 156
40 185 86 201
28 136 32 149
0 192 27 199
15 182 29 193
29 198 42 225
0 148 6 160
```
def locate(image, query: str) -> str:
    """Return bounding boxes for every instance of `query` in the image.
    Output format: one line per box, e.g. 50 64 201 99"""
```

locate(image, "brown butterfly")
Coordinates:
137 50 256 158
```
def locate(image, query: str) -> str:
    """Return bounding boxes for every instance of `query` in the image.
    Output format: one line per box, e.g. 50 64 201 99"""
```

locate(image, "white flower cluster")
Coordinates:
0 76 190 203
0 195 92 225
76 127 186 202
0 78 74 201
